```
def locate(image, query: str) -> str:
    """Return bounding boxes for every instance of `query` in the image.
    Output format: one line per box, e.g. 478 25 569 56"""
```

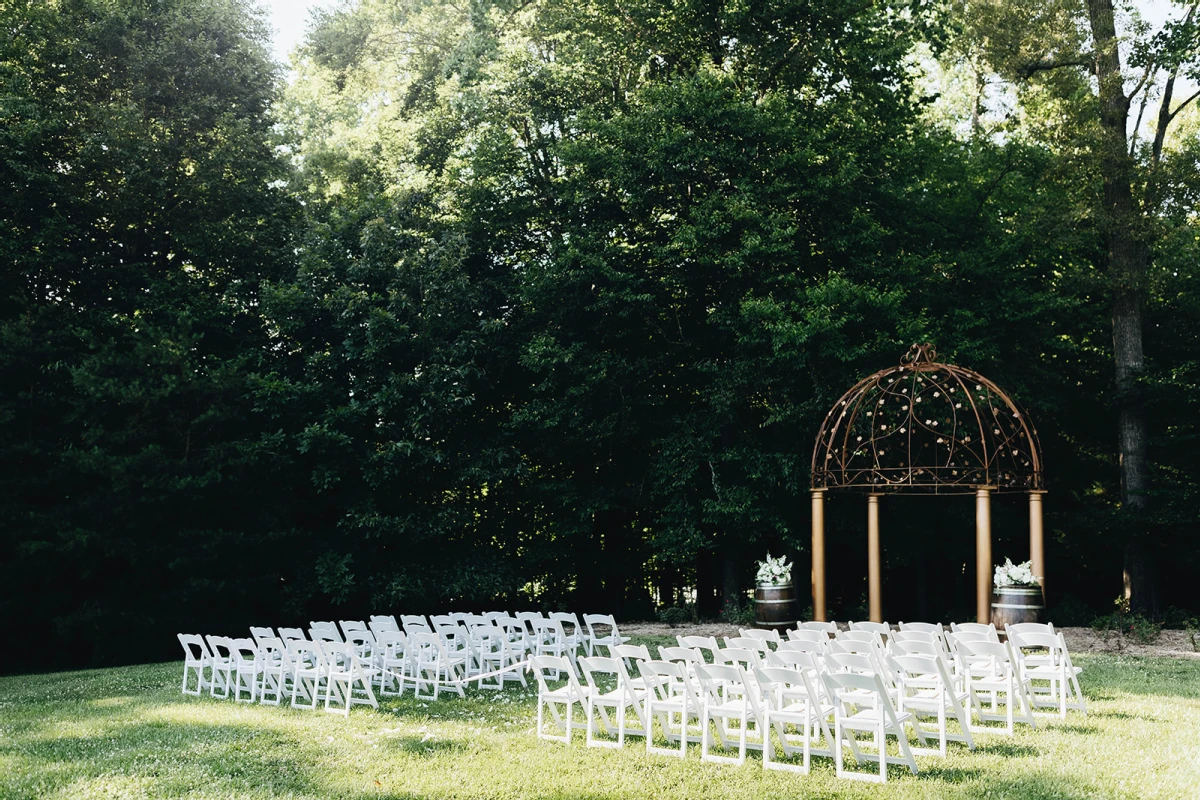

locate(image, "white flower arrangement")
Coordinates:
756 553 793 586
993 557 1040 589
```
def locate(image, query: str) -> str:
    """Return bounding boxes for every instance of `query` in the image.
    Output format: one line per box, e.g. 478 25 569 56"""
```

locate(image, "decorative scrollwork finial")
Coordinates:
900 343 937 366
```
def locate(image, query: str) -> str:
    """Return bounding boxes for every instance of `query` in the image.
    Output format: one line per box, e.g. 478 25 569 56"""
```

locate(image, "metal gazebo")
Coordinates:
809 344 1046 623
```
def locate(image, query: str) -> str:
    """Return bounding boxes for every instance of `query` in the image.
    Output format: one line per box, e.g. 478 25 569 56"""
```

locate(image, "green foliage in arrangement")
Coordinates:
2 0 1200 670
1 647 1199 799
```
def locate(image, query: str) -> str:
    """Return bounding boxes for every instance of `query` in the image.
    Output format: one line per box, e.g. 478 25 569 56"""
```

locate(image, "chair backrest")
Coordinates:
765 648 821 673
549 612 582 636
583 613 620 640
376 630 407 660
448 612 470 623
798 620 838 635
890 639 942 659
822 670 896 717
249 627 275 646
1008 631 1068 667
834 634 881 656
637 659 695 703
717 647 760 670
657 645 704 667
430 614 456 628
258 636 289 666
228 637 259 665
950 621 999 641
890 630 940 645
849 620 891 636
891 652 953 686
837 629 884 648
401 615 431 633
317 639 353 672
755 665 821 708
339 620 367 638
178 633 211 662
288 638 324 669
369 615 400 634
1006 622 1055 639
786 629 828 644
346 629 377 653
309 621 342 642
898 621 944 635
277 627 307 642
954 638 1018 675
530 655 583 695
578 655 620 690
778 638 825 656
206 635 233 661
676 635 720 662
738 628 782 646
694 662 747 701
946 630 993 649
826 650 876 673
724 636 770 654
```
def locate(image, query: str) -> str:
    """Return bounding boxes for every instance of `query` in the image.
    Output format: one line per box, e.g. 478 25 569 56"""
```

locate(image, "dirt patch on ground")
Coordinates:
622 621 1200 659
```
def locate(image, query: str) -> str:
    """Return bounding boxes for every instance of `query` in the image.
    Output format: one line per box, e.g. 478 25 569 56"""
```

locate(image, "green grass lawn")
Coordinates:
2 636 1198 799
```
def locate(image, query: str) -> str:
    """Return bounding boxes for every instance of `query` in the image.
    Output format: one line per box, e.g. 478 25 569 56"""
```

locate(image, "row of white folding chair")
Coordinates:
531 649 941 783
177 633 378 716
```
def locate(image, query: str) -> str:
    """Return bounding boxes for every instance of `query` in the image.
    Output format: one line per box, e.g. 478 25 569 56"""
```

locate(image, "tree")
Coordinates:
936 0 1200 614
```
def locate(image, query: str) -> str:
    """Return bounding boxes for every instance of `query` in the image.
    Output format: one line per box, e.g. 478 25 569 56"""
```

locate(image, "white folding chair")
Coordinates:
954 638 1037 735
694 663 762 765
177 634 212 696
579 656 633 748
321 641 378 716
890 653 974 756
1009 631 1085 717
755 665 838 774
376 630 408 696
822 671 922 783
228 638 262 703
530 655 589 746
409 631 467 700
288 639 326 709
638 660 701 758
583 614 629 656
256 636 291 705
205 635 234 699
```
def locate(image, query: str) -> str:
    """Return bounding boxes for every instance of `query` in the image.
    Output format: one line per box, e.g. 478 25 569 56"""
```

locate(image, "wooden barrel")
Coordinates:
991 586 1044 629
754 583 798 631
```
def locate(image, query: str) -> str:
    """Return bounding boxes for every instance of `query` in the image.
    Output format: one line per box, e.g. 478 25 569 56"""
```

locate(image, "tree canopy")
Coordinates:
2 0 1198 669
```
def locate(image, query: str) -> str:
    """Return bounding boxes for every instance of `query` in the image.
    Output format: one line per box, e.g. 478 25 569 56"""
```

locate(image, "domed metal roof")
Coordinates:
811 344 1043 494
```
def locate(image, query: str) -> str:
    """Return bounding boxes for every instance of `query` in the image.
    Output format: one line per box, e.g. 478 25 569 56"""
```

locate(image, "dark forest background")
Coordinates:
3 0 1198 671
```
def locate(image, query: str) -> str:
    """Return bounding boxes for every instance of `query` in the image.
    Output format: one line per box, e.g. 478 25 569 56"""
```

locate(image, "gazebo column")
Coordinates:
975 487 993 624
1030 490 1047 603
867 494 882 622
811 489 826 622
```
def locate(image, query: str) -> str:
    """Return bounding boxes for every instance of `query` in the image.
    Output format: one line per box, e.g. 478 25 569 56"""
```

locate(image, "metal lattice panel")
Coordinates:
811 344 1043 494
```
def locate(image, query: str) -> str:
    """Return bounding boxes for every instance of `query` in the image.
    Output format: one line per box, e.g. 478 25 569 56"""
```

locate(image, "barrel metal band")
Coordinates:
992 602 1045 609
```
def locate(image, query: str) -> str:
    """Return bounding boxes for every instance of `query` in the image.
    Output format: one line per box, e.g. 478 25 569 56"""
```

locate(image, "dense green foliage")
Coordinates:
2 647 1199 798
2 0 1199 669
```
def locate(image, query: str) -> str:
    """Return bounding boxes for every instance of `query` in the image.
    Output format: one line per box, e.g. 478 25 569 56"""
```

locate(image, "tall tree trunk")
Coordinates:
1086 0 1159 614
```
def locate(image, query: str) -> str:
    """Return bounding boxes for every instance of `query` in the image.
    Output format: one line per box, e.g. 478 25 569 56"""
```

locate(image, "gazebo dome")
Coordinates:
811 344 1043 495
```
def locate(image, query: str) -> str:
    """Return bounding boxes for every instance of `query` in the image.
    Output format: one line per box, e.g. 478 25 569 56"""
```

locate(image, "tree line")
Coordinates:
2 0 1197 669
